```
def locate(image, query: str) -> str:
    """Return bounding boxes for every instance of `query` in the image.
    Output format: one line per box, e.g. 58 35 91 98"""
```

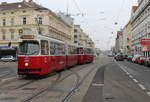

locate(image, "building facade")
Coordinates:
131 0 150 55
0 0 73 48
126 21 133 55
73 25 95 48
115 30 123 53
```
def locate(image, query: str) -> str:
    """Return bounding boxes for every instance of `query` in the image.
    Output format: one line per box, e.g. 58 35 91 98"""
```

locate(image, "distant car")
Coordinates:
123 55 128 59
144 57 150 67
0 55 16 62
114 54 124 61
132 55 141 63
108 54 114 57
127 56 133 61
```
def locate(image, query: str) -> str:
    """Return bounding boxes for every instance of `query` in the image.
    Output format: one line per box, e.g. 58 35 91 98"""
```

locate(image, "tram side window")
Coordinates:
50 42 55 55
41 40 49 55
59 44 65 55
50 42 65 55
77 48 84 54
68 46 77 55
85 48 94 54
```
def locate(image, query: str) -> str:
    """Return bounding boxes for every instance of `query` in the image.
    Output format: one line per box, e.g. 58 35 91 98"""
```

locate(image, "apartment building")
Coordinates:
131 0 150 55
0 0 73 48
115 30 123 53
73 25 95 48
126 21 133 55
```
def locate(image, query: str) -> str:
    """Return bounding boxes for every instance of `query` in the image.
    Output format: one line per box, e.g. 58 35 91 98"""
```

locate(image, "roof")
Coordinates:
0 1 47 11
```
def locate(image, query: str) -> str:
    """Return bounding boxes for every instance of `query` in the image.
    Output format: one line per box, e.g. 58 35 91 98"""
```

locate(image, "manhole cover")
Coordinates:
22 88 37 90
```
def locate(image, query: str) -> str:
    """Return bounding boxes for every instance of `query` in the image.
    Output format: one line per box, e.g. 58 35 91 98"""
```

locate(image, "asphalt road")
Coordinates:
0 56 150 102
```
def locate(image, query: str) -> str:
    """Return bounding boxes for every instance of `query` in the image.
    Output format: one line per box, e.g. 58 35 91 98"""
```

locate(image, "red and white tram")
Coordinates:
18 35 94 76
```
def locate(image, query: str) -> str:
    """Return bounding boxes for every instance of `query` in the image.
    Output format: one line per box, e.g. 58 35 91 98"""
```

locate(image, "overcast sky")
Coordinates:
3 0 138 50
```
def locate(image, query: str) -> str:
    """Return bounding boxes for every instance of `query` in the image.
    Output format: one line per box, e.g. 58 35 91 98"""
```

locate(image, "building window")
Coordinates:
2 32 6 40
74 35 77 38
10 32 14 40
74 29 78 33
2 19 6 26
10 18 14 26
23 17 26 25
38 17 42 24
74 41 78 43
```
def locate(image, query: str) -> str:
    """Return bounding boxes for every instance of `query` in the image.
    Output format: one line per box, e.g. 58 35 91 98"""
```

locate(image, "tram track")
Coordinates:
61 64 98 102
0 71 10 78
21 73 62 102
0 72 59 92
20 63 96 102
20 63 97 102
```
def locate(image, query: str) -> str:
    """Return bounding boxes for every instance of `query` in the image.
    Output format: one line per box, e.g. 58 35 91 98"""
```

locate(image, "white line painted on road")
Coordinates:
138 84 146 90
133 79 138 83
129 75 133 78
147 92 150 96
114 60 150 97
126 72 130 75
1 77 16 82
92 83 104 87
0 71 9 77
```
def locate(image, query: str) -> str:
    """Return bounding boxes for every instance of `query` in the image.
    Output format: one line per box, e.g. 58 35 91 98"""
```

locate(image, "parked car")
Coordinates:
144 57 150 67
123 55 128 59
137 56 146 65
127 56 133 61
0 55 16 62
132 55 141 63
114 54 124 61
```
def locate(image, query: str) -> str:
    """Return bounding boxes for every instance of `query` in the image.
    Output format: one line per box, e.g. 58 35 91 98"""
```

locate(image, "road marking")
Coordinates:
92 83 104 87
115 61 150 97
1 77 16 82
126 72 130 75
138 84 146 90
129 75 133 78
0 71 9 77
147 92 150 96
133 79 138 83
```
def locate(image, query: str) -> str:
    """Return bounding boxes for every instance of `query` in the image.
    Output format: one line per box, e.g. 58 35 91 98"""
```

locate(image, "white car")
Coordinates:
132 55 141 63
0 55 16 62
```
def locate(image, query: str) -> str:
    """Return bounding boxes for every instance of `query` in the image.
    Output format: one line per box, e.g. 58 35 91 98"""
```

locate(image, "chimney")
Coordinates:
1 2 7 5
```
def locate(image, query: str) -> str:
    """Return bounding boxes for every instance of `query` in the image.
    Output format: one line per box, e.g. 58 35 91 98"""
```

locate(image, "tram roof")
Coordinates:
37 34 66 44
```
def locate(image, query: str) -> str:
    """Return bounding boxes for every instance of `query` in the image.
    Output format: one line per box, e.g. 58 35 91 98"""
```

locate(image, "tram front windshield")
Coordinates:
19 40 39 55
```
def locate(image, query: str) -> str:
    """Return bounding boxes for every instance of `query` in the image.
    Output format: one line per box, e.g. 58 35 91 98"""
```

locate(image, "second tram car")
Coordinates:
18 35 94 76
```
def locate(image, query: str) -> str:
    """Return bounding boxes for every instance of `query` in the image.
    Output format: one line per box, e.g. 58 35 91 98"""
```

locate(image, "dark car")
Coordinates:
127 56 133 61
114 54 124 61
123 55 128 59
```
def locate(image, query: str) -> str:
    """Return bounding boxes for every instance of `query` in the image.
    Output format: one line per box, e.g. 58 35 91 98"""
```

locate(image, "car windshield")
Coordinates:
19 40 39 55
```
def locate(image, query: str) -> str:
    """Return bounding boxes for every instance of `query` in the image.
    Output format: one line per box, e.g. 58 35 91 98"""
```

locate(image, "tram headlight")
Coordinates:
25 63 29 67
